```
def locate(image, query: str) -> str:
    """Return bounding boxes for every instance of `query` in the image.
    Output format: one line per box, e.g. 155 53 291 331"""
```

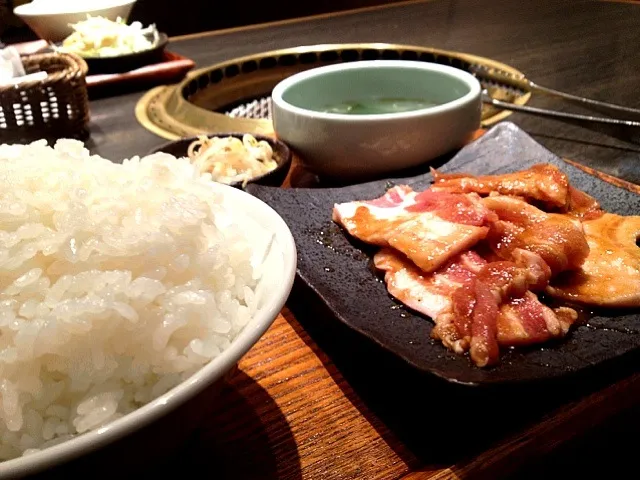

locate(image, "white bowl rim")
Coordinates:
14 0 136 16
271 59 481 122
0 183 297 479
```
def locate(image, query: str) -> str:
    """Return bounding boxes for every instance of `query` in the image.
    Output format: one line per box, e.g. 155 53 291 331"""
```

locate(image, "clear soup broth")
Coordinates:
322 97 440 115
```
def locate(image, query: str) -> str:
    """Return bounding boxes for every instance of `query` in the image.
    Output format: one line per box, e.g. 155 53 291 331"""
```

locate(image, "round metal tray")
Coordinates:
135 43 532 140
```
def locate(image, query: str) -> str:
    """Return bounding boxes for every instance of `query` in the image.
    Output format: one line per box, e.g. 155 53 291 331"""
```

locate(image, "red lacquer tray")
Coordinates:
11 40 195 94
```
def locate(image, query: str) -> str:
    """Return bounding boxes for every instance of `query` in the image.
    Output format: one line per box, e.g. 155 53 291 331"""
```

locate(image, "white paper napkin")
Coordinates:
0 47 26 80
0 46 48 86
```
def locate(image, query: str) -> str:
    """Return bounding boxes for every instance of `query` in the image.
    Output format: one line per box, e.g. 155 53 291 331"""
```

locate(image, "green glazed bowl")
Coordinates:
271 59 482 179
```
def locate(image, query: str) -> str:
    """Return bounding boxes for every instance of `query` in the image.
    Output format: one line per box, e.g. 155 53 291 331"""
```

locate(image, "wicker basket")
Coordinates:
0 52 90 144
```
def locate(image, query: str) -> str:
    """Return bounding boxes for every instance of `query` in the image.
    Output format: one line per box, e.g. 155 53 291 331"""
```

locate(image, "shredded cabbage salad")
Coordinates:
59 15 159 58
187 134 278 186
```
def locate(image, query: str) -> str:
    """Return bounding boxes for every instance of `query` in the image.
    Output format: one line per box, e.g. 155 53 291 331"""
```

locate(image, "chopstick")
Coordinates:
472 64 640 122
481 90 640 128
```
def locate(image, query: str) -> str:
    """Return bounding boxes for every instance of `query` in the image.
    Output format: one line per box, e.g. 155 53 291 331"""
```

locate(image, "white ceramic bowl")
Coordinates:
0 182 297 479
271 60 482 179
14 0 137 43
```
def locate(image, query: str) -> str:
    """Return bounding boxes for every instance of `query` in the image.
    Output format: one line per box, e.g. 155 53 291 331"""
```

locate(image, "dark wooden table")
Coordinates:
41 0 640 478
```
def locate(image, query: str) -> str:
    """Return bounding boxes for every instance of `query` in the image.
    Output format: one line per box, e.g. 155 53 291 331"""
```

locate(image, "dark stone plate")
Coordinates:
248 122 640 385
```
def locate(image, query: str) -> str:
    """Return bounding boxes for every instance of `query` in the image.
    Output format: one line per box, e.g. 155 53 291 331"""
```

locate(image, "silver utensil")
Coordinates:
472 65 640 121
481 90 640 128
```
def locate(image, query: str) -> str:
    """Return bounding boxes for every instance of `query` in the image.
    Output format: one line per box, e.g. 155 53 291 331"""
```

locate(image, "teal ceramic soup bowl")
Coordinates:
271 60 482 179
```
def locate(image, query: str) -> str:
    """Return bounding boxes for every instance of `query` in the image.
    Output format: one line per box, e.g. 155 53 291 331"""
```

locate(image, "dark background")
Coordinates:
1 0 407 43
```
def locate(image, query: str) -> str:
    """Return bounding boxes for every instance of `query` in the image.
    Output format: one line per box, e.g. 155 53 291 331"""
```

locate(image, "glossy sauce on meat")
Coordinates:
431 164 570 208
481 195 589 275
374 248 485 354
547 213 640 307
330 164 625 368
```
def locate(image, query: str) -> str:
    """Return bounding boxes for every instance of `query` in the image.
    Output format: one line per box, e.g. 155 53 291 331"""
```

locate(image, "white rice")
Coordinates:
0 139 273 460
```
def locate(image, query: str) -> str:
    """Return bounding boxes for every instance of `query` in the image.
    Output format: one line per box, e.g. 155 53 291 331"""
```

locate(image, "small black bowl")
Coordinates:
149 132 292 189
78 32 169 74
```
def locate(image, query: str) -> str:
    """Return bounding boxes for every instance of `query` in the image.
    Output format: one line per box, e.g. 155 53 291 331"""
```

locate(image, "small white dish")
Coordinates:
14 0 137 43
271 59 482 179
0 182 296 479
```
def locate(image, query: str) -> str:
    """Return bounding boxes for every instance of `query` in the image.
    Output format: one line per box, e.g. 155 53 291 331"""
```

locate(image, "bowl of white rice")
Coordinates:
0 139 296 477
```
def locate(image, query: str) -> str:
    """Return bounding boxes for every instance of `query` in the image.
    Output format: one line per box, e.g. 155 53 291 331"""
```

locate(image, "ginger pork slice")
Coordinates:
332 185 418 246
373 247 486 356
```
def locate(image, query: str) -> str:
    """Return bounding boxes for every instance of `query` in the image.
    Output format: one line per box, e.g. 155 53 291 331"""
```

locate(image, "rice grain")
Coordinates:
0 139 269 460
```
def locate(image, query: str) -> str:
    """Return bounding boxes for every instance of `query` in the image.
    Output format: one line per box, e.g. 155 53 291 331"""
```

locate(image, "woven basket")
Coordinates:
0 52 90 144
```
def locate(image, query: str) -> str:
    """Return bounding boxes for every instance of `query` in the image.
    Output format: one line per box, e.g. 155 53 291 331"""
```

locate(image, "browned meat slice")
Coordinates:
332 185 417 246
431 164 570 209
565 186 603 220
547 213 640 307
481 195 590 275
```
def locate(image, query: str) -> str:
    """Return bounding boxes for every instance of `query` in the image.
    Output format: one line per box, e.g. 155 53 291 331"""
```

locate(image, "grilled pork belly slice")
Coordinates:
497 292 577 346
333 186 495 273
547 213 640 307
481 195 589 275
431 164 570 209
373 248 486 355
374 248 577 367
566 186 603 220
431 163 603 219
332 185 417 246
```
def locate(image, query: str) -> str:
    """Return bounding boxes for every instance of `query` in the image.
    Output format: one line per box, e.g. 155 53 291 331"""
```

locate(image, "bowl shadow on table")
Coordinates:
285 278 640 475
286 147 459 189
24 370 301 480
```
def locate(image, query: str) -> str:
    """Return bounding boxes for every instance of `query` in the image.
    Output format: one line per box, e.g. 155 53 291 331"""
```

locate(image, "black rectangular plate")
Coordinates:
248 122 640 385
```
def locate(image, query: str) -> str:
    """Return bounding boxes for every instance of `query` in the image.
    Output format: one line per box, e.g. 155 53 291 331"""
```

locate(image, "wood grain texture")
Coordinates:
131 0 421 38
121 298 638 480
564 158 640 193
155 311 419 480
237 310 416 479
168 0 428 41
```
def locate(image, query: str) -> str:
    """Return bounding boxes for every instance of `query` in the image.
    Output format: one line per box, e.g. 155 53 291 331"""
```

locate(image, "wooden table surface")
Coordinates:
28 0 640 478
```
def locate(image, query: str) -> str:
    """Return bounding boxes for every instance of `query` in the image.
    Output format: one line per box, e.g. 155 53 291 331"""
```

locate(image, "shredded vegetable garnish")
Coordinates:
59 15 159 58
187 134 278 186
